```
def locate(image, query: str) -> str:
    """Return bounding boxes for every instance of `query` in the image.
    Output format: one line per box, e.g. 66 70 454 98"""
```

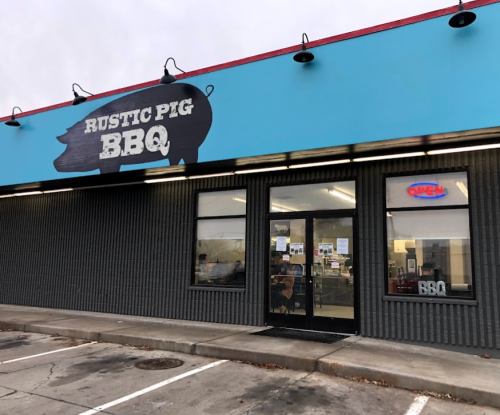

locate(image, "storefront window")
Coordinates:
270 181 356 212
193 189 246 287
386 172 473 298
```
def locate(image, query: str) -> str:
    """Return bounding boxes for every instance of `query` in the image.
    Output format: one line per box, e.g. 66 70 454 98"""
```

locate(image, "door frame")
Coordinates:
265 210 359 334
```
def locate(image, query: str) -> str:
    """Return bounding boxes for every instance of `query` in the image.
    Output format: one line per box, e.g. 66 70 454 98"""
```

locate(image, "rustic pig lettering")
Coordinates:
54 83 213 174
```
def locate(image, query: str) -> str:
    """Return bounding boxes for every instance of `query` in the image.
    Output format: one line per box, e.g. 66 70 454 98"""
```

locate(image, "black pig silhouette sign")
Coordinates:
54 83 213 174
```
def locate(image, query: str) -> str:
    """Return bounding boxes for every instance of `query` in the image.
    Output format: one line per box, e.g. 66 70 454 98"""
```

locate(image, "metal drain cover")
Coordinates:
135 358 183 370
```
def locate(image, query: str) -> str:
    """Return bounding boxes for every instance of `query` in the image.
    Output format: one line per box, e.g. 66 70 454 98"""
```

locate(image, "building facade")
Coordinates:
1 0 500 354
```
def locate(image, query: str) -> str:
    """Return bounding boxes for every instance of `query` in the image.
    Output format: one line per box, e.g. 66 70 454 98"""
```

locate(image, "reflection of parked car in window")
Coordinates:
197 259 245 286
290 264 303 277
289 264 305 307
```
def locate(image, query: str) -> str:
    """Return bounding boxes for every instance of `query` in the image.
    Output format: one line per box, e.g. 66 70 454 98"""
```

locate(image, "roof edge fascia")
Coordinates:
1 0 497 122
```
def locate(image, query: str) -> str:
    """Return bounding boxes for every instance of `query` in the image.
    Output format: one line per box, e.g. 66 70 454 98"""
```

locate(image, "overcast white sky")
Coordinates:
0 0 473 117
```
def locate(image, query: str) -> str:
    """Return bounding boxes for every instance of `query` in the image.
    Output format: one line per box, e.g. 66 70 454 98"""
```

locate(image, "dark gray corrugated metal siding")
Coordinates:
0 175 265 326
357 150 500 351
0 149 499 350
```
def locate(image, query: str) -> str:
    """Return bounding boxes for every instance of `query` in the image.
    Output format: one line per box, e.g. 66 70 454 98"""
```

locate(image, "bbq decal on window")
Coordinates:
54 83 214 174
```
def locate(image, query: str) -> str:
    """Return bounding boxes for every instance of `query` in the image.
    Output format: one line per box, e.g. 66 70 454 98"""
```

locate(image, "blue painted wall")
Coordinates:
2 2 500 187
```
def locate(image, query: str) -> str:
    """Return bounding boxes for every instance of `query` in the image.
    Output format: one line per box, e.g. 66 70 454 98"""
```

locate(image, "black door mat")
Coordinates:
252 327 348 344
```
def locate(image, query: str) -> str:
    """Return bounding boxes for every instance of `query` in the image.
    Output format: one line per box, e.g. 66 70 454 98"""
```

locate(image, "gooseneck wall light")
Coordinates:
160 58 185 85
449 0 476 28
293 33 315 63
72 83 94 106
5 106 23 127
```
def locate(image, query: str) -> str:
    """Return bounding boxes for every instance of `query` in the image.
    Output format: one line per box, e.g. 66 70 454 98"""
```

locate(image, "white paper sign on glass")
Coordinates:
337 238 349 255
276 236 287 252
290 243 304 255
318 243 333 255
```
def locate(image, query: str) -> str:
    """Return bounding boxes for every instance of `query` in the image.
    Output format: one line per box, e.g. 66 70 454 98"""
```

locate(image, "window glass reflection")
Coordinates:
312 217 354 320
387 210 472 298
198 190 247 217
386 172 468 209
270 181 356 212
269 219 306 314
195 219 246 287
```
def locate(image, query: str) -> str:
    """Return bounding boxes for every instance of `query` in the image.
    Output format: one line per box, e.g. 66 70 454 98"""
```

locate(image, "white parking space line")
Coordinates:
0 341 98 364
78 359 228 415
404 395 429 415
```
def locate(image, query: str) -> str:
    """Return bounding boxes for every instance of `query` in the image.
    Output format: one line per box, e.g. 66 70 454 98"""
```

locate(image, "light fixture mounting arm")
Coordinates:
301 33 310 50
72 83 94 97
164 57 185 74
11 106 23 117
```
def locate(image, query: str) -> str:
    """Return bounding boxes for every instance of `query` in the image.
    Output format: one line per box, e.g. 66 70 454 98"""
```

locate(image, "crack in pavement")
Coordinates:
47 362 55 381
31 362 57 393
0 390 17 399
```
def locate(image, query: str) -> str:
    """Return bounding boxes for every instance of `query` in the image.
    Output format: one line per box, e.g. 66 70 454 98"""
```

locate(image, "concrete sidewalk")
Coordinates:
1 304 499 409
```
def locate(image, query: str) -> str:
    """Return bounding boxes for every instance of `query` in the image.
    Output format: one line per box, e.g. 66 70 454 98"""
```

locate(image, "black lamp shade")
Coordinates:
293 49 315 63
449 10 476 28
5 116 20 127
72 94 87 106
160 69 177 85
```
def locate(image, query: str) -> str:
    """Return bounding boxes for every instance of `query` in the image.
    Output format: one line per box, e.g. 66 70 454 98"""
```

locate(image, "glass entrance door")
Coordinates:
267 216 356 333
311 217 355 332
269 219 307 325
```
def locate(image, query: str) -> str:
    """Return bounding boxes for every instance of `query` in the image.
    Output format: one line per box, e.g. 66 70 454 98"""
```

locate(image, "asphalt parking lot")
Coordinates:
0 330 498 415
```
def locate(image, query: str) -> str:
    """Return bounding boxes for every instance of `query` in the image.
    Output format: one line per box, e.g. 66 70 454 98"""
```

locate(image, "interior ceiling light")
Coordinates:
188 172 234 179
293 33 314 63
456 181 469 199
160 57 185 85
449 0 476 28
353 152 425 162
232 197 247 203
290 159 351 169
5 106 23 127
427 143 500 155
0 194 15 198
235 166 288 174
72 83 94 106
144 176 187 183
328 188 356 204
271 203 297 212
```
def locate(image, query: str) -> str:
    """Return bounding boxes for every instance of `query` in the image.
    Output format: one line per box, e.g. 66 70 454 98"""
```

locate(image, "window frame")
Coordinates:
190 187 248 290
383 169 476 300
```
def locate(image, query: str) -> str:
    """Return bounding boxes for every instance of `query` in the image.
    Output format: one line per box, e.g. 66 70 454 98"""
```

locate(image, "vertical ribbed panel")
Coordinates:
0 149 499 351
356 150 500 351
0 178 256 325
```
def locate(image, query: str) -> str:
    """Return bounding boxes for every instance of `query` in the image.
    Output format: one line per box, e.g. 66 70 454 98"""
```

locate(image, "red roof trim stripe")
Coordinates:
2 0 498 122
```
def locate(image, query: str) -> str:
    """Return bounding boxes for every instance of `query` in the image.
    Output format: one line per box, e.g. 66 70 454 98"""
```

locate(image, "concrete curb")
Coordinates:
0 321 25 332
194 342 318 372
316 360 500 409
24 323 101 341
99 331 197 355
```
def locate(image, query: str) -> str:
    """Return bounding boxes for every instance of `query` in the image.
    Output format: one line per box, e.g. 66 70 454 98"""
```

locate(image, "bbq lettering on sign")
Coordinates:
54 84 213 174
406 182 448 199
418 281 446 296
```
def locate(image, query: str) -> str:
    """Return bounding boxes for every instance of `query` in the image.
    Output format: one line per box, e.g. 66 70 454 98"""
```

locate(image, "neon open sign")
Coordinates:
406 182 448 199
